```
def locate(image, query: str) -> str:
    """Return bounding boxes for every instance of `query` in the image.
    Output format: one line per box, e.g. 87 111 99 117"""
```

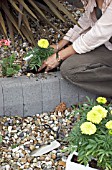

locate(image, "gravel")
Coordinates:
0 103 77 170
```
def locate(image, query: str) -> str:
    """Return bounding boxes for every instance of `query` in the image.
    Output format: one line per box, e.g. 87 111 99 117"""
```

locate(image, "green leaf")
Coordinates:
85 144 93 150
9 53 16 66
6 67 15 76
88 139 97 144
13 64 21 71
1 52 20 76
26 46 54 71
11 144 18 149
2 58 8 65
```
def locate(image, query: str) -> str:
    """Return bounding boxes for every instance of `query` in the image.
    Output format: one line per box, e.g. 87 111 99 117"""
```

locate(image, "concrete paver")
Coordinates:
20 77 43 116
0 72 96 116
1 78 23 116
0 84 3 116
41 76 60 112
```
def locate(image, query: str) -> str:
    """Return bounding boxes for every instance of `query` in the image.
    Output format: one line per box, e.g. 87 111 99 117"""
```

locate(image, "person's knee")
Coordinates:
60 61 70 78
60 55 87 82
60 60 87 83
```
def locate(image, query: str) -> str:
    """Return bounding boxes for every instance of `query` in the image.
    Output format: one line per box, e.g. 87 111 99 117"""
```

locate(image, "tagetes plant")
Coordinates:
66 97 112 170
38 39 49 48
24 39 54 71
0 53 21 77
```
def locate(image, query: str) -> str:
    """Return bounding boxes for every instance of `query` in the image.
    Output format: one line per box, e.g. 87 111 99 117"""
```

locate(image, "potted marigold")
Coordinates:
65 97 112 170
24 39 54 72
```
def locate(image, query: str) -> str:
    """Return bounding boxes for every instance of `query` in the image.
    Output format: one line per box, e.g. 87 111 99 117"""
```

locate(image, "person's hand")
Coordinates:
50 44 58 53
38 53 60 72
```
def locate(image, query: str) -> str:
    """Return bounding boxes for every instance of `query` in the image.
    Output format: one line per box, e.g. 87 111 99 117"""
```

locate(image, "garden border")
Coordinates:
0 72 96 116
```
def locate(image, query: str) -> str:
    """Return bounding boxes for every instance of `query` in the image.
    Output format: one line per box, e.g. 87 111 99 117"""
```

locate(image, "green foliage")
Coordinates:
66 97 112 170
24 46 54 71
0 53 21 77
11 144 19 149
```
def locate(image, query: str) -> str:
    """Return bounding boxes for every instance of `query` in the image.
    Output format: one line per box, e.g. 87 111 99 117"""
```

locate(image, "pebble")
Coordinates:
8 126 12 133
58 112 62 117
57 166 62 170
27 73 31 77
51 153 57 160
0 107 75 170
58 161 66 167
5 165 10 170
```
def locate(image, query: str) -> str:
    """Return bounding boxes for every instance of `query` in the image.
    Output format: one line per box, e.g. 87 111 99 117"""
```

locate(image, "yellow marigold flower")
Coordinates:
38 39 49 48
87 110 102 124
80 122 96 135
105 120 112 129
96 97 107 104
92 105 108 118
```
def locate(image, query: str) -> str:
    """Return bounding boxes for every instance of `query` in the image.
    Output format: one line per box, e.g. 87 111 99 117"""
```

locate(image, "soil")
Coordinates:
71 154 104 170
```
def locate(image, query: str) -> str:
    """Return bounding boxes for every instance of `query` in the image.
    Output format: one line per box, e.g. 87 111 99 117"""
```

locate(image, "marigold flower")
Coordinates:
87 110 102 124
92 105 108 118
96 97 107 104
80 122 96 135
38 39 49 48
105 120 112 129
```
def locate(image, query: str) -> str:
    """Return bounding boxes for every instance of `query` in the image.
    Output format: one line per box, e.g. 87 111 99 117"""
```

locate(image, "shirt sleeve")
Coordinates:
73 1 112 54
63 11 92 42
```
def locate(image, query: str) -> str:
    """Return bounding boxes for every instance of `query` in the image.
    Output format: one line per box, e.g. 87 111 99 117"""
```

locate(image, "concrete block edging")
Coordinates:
0 72 96 116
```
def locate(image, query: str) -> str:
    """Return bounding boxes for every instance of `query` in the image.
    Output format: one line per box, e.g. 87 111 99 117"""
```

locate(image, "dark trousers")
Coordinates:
60 46 112 97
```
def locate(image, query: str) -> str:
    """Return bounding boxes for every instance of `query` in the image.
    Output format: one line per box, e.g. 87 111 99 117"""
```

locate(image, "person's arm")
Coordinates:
50 39 70 52
50 9 92 52
38 2 94 72
58 45 76 61
63 7 93 43
72 1 112 54
51 2 93 51
38 45 76 72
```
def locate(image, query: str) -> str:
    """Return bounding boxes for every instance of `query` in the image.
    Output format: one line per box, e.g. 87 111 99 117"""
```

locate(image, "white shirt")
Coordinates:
63 0 112 54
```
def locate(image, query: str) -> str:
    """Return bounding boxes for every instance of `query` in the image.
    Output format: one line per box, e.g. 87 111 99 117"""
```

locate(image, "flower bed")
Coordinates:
0 2 83 78
65 97 112 170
